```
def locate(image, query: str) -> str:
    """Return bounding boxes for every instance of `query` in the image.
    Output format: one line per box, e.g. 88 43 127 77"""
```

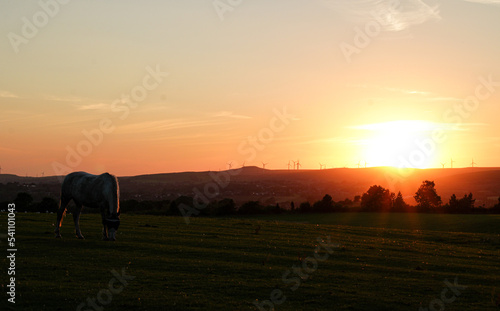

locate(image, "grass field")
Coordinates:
1 212 499 310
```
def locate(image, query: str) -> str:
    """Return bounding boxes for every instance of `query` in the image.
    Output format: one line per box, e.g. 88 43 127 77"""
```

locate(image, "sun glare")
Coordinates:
358 120 440 169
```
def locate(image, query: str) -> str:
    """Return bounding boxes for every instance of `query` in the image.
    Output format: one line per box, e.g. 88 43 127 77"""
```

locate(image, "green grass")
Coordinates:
249 212 500 234
0 213 499 310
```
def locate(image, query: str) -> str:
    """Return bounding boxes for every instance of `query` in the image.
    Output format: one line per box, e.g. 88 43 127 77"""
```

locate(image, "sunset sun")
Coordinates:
358 120 440 169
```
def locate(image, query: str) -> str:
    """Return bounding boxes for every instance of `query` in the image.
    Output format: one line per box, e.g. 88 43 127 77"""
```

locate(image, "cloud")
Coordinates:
75 103 110 111
293 136 367 146
349 120 488 132
0 90 18 98
118 118 230 134
321 0 441 32
44 94 84 102
211 111 252 119
383 87 431 95
461 0 500 4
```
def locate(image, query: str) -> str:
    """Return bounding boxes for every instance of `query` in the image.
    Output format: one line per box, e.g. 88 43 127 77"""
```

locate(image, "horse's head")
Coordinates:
106 213 120 241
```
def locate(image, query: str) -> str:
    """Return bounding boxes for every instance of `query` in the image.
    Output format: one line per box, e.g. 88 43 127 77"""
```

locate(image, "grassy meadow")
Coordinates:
0 212 499 310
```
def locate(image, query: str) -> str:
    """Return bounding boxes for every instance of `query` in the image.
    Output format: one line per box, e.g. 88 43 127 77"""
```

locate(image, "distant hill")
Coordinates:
1 167 499 207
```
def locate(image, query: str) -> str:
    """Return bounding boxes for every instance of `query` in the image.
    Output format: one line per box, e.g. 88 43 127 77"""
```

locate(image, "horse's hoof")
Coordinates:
102 237 109 241
55 235 62 239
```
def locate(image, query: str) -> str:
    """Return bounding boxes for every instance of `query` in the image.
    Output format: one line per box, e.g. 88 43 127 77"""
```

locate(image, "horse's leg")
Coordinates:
73 202 85 239
54 197 70 238
101 208 109 241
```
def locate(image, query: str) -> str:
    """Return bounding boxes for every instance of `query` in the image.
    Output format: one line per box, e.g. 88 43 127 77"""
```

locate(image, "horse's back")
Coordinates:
61 172 118 207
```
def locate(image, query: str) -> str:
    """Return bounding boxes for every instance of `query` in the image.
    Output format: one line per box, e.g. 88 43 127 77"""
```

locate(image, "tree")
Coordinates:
313 194 334 213
392 191 408 212
14 192 33 212
238 201 263 215
298 201 312 213
216 198 236 215
447 193 475 213
35 197 59 213
414 180 441 211
361 185 393 212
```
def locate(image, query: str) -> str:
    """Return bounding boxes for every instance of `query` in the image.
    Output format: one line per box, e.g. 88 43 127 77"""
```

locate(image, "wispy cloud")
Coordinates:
75 103 110 111
321 0 441 32
43 94 84 102
349 120 488 132
461 0 500 4
211 111 252 119
118 118 230 134
0 90 18 98
383 87 431 95
347 83 432 96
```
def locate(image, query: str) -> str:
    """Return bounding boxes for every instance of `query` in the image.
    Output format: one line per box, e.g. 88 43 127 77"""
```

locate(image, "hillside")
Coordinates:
1 167 500 207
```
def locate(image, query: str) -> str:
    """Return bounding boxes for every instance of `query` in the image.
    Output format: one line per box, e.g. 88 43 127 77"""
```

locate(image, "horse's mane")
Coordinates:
101 173 120 214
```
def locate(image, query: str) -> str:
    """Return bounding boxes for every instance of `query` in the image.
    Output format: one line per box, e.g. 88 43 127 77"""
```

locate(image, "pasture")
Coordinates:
1 212 499 310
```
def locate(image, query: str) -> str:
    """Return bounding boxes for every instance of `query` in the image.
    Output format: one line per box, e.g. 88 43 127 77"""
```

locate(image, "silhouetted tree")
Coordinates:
492 196 500 213
238 201 263 214
414 180 442 212
353 195 361 203
14 192 33 212
361 185 393 212
35 197 58 213
392 191 408 212
216 198 236 215
298 201 312 213
447 193 475 213
171 196 195 216
313 194 334 212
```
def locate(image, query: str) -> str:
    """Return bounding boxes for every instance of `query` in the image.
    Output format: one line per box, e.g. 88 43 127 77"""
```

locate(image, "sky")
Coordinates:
1 0 500 177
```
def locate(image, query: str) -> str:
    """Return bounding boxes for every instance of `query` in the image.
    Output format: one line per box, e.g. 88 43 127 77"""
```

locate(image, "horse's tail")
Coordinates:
111 173 120 216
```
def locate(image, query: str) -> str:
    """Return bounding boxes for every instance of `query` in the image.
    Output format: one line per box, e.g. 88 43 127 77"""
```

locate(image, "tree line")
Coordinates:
5 180 500 216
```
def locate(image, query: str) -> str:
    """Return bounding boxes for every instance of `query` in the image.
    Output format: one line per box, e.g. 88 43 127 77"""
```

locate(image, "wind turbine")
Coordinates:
41 171 44 177
319 163 325 170
471 158 476 167
450 157 455 169
241 161 246 168
440 162 446 169
357 161 361 169
287 161 292 170
364 160 367 168
292 160 296 170
227 162 232 170
262 162 268 169
296 160 301 170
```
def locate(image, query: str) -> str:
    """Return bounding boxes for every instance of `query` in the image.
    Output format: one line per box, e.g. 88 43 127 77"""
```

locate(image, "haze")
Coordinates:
1 0 500 176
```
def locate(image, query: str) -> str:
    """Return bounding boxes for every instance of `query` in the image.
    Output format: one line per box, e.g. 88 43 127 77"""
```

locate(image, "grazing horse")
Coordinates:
54 172 120 241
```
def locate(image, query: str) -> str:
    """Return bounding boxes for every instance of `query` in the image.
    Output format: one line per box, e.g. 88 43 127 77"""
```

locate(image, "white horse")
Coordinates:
54 172 120 241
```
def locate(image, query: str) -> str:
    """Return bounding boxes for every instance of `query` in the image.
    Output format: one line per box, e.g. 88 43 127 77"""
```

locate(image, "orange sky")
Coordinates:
1 1 500 176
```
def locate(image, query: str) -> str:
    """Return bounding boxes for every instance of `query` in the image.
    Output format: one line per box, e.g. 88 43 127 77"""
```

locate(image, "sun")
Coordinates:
358 120 440 168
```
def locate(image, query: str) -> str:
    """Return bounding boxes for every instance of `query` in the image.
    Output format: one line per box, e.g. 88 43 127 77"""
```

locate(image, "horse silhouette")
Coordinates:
54 172 120 241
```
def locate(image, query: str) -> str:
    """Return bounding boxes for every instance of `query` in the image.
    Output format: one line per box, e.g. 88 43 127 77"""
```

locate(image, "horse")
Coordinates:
54 172 120 241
